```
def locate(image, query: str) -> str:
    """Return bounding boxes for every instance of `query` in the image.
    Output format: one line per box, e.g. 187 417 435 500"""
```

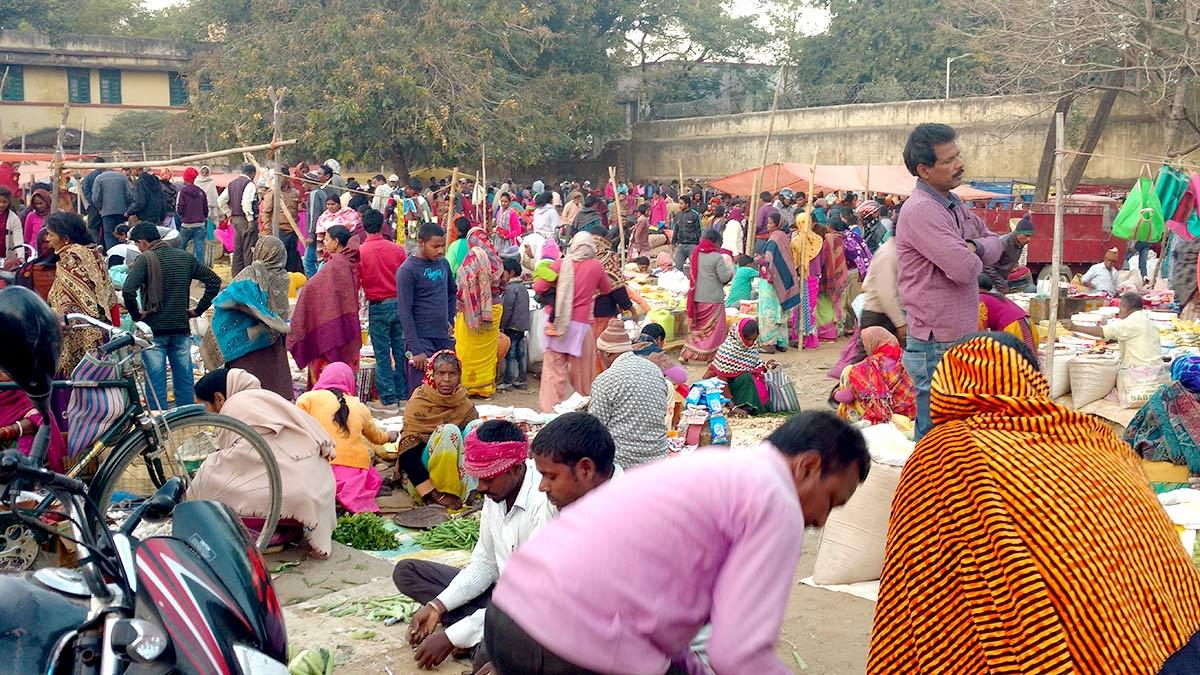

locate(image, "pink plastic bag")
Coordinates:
214 220 235 252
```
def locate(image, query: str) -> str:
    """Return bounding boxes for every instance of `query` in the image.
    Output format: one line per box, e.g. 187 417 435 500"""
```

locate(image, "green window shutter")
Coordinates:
67 68 90 104
99 69 121 104
1 65 23 101
168 72 188 106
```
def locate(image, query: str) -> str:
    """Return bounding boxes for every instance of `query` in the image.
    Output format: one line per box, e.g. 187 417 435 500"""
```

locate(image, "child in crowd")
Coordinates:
532 239 561 336
726 254 759 307
499 257 531 390
106 224 132 267
634 256 651 275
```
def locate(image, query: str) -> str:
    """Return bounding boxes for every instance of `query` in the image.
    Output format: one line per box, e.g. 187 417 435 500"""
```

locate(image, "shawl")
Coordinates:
211 279 288 363
139 240 171 316
316 206 361 235
552 232 597 336
187 369 337 556
1124 381 1200 473
235 235 291 321
0 387 41 456
710 318 764 378
979 292 1026 331
313 361 356 395
287 248 360 369
396 384 477 455
820 232 849 297
869 336 1200 674
594 236 626 290
791 212 823 275
48 243 118 324
1173 355 1200 394
763 229 800 311
843 228 873 278
457 227 501 331
496 207 522 243
1173 236 1200 305
686 238 720 320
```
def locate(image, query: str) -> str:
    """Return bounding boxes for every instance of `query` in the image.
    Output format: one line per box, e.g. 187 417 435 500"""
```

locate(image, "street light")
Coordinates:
945 53 973 100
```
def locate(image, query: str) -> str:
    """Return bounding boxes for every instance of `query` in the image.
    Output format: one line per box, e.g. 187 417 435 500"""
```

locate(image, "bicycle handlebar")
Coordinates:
0 449 87 495
65 313 154 350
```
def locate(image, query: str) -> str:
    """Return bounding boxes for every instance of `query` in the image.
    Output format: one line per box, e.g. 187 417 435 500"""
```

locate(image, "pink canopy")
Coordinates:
707 163 1005 200
19 162 243 189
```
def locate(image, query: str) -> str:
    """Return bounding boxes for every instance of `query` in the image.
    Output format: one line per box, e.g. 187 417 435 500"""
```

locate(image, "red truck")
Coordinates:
972 195 1127 281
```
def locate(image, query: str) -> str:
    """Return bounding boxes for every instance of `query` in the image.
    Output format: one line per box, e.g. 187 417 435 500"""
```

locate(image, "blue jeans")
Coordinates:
143 334 195 410
503 330 527 385
902 336 953 442
179 223 207 264
368 300 408 403
1126 241 1151 278
304 240 318 277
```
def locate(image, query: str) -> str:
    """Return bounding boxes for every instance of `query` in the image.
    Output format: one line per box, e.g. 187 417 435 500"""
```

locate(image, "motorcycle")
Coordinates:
0 283 289 674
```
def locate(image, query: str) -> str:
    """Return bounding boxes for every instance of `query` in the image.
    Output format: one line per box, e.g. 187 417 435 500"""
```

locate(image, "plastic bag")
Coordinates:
1114 168 1165 243
1156 166 1200 240
812 460 902 585
765 367 799 413
1069 353 1121 407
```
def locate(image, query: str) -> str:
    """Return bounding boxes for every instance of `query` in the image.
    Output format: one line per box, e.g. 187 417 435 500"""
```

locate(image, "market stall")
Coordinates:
706 163 1006 200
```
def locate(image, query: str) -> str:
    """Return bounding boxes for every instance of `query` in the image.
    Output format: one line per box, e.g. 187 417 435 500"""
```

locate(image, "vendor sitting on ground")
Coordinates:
704 317 778 415
1079 247 1122 296
393 350 479 509
979 274 1040 358
1125 355 1200 482
983 214 1034 294
396 420 552 671
833 326 916 425
531 411 623 509
1065 292 1163 368
193 368 338 557
296 362 398 514
588 317 671 469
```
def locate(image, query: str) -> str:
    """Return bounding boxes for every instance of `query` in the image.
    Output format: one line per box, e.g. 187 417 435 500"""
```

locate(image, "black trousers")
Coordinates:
393 559 491 667
396 444 431 487
485 604 688 675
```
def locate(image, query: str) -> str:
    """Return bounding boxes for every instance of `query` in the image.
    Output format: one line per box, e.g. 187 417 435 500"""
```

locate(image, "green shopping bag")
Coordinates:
1113 166 1165 242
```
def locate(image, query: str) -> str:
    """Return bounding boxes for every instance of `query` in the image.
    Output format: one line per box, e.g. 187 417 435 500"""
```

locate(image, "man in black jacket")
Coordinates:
122 222 221 410
125 167 165 227
671 194 702 271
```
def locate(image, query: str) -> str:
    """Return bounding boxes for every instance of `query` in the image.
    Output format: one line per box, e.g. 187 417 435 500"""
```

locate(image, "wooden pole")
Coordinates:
745 175 759 256
50 105 69 214
241 151 296 230
1044 112 1066 395
446 166 460 231
20 133 25 154
747 64 785 255
677 157 684 196
62 139 297 170
267 86 286 238
141 142 147 161
78 115 86 156
481 143 489 231
806 146 819 215
865 162 871 195
610 165 625 263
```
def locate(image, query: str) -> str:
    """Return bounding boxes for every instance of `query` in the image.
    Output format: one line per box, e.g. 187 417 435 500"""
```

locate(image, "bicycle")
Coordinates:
0 311 282 562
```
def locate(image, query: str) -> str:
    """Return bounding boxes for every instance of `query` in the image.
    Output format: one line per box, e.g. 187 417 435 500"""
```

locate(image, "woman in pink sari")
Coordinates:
815 224 848 341
494 192 523 247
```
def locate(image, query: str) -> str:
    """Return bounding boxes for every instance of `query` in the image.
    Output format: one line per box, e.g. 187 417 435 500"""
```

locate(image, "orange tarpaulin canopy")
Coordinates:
707 163 1005 200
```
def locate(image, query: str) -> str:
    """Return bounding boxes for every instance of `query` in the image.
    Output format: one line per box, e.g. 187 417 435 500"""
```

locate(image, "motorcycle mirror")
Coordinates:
143 478 186 523
0 286 62 401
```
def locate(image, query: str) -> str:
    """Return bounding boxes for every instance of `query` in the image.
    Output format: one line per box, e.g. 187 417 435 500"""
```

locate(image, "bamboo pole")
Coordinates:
78 116 86 155
50 105 69 214
446 166 460 231
806 147 819 216
678 158 684 196
241 151 296 230
745 175 760 256
610 165 625 263
746 65 785 256
267 86 286 238
481 143 489 232
1044 112 1067 394
141 142 147 161
62 139 297 170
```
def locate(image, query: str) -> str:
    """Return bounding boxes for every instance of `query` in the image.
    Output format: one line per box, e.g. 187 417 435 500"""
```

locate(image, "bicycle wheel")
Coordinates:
89 413 282 552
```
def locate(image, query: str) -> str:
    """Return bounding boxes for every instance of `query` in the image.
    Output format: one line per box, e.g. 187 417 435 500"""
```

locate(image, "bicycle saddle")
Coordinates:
0 286 62 399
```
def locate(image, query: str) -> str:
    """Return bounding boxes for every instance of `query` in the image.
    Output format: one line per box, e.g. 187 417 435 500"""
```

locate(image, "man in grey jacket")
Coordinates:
90 167 133 249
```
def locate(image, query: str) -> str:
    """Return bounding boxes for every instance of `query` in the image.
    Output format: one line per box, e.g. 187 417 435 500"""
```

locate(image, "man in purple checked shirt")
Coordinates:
896 123 1002 441
482 411 869 675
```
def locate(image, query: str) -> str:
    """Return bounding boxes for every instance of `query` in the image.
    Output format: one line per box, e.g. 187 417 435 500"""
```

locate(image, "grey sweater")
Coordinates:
91 170 133 217
693 251 733 304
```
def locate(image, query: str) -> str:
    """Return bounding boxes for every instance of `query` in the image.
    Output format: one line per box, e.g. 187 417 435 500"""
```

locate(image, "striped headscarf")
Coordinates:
869 334 1200 674
709 318 763 379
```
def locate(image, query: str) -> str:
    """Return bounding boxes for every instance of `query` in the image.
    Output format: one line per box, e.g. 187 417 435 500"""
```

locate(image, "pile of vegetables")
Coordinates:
317 594 421 623
415 517 480 551
288 647 333 675
331 513 398 551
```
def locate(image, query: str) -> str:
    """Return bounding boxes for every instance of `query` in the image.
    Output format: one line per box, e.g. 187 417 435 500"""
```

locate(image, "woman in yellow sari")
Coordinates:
454 227 504 396
869 332 1200 674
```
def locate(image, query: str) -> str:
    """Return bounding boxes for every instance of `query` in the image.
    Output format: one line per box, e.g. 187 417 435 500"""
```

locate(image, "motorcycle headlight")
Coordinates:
232 644 289 675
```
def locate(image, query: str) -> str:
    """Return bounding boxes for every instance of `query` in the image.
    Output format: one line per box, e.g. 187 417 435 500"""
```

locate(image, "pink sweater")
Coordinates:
532 258 612 323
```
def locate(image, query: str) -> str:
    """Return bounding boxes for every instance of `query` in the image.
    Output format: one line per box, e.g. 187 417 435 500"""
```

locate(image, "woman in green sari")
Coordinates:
446 215 472 276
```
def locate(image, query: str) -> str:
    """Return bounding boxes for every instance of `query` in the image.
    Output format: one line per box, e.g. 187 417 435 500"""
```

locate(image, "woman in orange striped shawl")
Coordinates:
869 332 1200 675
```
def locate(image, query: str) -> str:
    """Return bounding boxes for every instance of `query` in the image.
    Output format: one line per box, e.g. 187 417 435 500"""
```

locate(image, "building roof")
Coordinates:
0 30 191 72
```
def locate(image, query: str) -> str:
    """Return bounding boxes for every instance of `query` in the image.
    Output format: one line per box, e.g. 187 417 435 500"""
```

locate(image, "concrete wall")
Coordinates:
628 93 1183 185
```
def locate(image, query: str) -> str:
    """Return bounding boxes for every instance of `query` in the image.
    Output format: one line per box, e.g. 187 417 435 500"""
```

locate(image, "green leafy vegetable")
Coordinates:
332 513 399 551
317 594 421 623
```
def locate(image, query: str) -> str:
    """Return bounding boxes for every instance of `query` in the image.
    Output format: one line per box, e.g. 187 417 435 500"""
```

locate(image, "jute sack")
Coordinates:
1069 353 1121 408
811 460 903 585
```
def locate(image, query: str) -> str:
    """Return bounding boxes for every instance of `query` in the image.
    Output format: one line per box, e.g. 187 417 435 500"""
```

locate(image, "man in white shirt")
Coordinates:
1066 292 1162 368
1080 247 1122 296
398 420 554 670
370 174 390 212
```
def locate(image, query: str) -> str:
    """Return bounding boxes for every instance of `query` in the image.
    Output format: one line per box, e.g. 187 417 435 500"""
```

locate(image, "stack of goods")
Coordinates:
1161 318 1200 356
674 379 730 449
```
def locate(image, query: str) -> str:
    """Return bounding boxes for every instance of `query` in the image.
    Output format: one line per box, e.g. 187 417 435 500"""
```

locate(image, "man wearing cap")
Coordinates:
1081 247 1122 296
396 420 553 671
984 214 1035 294
588 317 671 469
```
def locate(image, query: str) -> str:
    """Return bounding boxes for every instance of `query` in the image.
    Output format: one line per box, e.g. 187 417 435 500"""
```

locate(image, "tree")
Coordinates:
948 0 1200 194
183 0 623 179
1 0 163 37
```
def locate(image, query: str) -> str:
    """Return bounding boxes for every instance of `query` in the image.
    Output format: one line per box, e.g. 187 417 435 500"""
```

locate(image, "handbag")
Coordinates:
1157 165 1200 240
765 367 800 413
1113 165 1165 243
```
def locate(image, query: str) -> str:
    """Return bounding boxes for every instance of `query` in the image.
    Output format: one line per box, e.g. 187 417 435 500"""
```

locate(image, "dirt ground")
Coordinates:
276 337 876 674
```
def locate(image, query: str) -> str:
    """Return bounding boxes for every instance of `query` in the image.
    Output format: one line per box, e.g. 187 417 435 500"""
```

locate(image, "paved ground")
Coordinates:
276 336 876 674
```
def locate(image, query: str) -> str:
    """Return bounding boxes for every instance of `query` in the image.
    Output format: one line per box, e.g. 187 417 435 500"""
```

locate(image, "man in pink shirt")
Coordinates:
483 410 869 675
895 123 1001 440
356 209 408 406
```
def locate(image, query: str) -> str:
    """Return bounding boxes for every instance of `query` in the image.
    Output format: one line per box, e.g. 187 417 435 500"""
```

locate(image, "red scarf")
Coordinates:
686 239 721 320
